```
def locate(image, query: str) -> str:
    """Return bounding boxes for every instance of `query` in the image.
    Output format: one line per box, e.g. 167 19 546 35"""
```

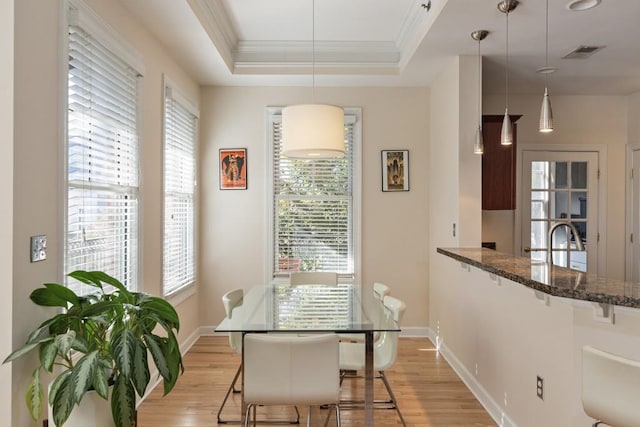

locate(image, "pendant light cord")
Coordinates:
312 0 316 103
505 9 509 112
478 38 482 127
544 0 549 90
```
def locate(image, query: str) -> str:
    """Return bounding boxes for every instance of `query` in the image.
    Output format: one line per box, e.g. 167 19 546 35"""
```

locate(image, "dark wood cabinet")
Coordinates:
481 114 521 210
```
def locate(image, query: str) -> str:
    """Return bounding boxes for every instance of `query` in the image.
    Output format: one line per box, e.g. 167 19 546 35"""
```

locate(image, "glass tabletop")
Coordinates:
215 283 400 333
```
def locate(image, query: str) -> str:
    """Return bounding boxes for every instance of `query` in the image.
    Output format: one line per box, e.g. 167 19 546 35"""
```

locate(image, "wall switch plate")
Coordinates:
30 235 47 262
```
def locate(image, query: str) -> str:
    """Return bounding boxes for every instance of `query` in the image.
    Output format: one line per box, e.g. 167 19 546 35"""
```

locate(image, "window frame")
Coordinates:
162 77 199 297
266 107 362 284
63 0 144 295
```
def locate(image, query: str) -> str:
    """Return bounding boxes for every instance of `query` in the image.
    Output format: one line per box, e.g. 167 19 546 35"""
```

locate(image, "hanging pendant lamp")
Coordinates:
471 30 489 155
538 0 555 132
281 0 344 159
498 0 517 146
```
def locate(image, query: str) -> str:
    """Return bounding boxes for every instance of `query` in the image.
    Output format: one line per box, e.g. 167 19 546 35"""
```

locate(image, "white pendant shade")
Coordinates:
473 125 484 154
501 109 513 145
282 104 345 158
539 88 554 132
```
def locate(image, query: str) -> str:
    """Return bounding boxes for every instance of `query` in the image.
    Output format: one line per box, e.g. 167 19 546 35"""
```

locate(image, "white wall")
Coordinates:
433 254 640 427
629 91 640 142
12 1 201 425
484 94 628 279
1 0 14 424
198 86 430 330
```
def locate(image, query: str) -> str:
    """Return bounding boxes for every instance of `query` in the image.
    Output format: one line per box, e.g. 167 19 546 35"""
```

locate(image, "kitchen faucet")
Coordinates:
547 221 585 266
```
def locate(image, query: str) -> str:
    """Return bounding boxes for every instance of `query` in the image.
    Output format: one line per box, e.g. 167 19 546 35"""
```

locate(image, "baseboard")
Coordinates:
400 326 429 338
426 328 517 427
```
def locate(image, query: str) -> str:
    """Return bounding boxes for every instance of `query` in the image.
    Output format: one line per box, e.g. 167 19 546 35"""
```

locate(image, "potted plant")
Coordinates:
4 270 183 427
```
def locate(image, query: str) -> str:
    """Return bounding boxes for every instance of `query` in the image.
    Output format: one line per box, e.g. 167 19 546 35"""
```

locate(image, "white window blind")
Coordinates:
271 114 357 277
65 22 140 295
163 86 197 295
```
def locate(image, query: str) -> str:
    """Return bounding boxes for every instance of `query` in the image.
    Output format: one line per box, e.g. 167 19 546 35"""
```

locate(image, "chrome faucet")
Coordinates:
547 221 585 266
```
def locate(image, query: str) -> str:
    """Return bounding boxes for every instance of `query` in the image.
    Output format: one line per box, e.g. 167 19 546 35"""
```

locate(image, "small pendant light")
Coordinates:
498 0 517 145
538 0 555 133
471 30 489 155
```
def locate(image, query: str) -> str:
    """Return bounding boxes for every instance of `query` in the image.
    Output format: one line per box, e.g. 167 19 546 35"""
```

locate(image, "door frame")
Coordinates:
626 143 640 281
516 143 608 276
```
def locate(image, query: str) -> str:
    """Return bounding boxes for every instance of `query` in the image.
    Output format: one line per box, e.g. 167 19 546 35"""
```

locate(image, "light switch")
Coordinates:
30 235 47 262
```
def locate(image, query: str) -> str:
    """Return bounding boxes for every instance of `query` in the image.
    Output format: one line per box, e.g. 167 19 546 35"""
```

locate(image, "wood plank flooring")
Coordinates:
137 336 496 426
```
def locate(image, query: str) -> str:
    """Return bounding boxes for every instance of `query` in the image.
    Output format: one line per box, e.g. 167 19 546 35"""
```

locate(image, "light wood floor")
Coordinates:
137 336 496 426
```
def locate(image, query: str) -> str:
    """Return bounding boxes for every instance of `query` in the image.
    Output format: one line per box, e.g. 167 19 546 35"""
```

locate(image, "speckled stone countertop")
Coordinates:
437 247 640 309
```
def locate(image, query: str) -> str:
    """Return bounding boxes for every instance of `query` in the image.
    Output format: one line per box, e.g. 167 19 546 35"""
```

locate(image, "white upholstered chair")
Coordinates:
217 288 244 423
290 271 338 286
582 345 640 427
243 333 341 427
338 295 406 426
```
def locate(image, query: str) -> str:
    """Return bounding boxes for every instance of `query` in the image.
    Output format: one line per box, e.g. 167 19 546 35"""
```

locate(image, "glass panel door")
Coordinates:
522 152 598 273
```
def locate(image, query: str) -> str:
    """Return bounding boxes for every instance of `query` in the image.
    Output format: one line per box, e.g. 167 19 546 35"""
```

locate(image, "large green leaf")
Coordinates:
48 370 71 406
67 270 105 291
111 329 136 378
30 287 69 308
25 368 43 421
3 341 40 364
92 356 111 400
163 333 183 395
90 271 130 296
143 334 170 380
43 283 79 306
55 331 76 357
112 375 136 427
131 337 150 397
51 373 75 427
39 339 57 372
140 297 180 329
69 350 99 404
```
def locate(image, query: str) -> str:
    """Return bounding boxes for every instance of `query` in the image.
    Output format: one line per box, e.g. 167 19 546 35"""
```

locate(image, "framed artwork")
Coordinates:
219 148 247 190
381 150 409 192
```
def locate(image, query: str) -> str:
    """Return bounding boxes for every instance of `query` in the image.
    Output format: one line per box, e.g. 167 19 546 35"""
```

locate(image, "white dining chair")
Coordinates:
243 333 341 427
373 282 391 300
582 345 640 427
338 295 407 426
217 288 244 423
290 271 338 286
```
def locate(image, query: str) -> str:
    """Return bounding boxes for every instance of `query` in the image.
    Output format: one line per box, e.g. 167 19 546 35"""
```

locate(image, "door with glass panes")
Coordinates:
521 151 598 273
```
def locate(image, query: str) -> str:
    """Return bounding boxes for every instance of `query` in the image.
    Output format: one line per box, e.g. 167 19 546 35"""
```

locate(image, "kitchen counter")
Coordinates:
437 247 640 309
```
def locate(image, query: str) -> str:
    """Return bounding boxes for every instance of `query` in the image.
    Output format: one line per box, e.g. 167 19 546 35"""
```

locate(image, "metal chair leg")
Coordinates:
379 371 407 427
217 364 243 423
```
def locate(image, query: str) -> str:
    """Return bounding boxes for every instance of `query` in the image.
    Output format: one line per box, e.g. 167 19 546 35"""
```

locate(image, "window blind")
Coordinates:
163 87 196 295
272 115 356 277
66 24 140 295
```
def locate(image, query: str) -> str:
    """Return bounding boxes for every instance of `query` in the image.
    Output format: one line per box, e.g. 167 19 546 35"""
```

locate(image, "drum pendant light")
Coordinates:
281 0 344 158
471 30 489 155
538 0 554 132
498 0 517 145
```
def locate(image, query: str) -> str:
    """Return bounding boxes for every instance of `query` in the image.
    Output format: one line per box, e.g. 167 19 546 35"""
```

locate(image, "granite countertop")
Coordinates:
437 247 640 309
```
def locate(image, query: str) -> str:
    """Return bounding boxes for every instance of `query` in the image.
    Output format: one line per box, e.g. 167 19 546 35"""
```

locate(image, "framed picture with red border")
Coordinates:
219 148 247 190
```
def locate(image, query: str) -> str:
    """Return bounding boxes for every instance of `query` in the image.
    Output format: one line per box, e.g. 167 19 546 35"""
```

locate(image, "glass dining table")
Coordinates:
214 283 400 426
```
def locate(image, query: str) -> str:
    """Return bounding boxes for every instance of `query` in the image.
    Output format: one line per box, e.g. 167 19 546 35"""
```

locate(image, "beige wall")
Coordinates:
484 94 628 279
629 91 640 143
1 0 14 424
198 86 430 329
12 0 201 425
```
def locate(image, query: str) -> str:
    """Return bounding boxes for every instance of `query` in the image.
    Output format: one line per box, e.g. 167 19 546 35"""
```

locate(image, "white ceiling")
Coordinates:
121 0 640 95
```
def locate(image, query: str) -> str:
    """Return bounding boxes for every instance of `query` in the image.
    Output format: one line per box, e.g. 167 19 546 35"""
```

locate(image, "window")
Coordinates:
269 109 361 280
163 84 197 295
65 2 142 295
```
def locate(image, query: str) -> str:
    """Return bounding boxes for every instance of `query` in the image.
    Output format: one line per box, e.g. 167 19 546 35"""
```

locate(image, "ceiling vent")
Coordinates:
562 45 605 59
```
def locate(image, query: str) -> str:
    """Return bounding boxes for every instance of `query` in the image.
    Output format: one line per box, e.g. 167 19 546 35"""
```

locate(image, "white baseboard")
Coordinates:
400 326 429 337
426 328 517 427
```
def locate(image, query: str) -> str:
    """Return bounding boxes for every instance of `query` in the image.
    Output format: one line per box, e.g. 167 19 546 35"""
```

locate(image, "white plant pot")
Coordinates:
48 389 114 427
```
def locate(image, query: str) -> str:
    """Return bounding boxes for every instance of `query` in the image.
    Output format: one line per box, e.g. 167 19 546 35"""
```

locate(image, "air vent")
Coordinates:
562 45 605 59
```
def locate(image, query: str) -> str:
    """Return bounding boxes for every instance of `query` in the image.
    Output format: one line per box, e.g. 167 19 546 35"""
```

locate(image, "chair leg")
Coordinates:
322 405 340 427
243 404 252 427
379 371 407 427
217 364 243 423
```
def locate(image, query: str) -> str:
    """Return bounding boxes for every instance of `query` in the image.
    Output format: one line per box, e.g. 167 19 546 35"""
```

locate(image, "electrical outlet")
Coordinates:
536 375 544 400
30 235 47 262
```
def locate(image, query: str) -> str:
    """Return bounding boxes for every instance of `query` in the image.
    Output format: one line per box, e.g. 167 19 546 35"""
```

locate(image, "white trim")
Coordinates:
67 0 144 75
426 328 518 427
516 143 608 276
626 143 640 281
163 75 200 118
